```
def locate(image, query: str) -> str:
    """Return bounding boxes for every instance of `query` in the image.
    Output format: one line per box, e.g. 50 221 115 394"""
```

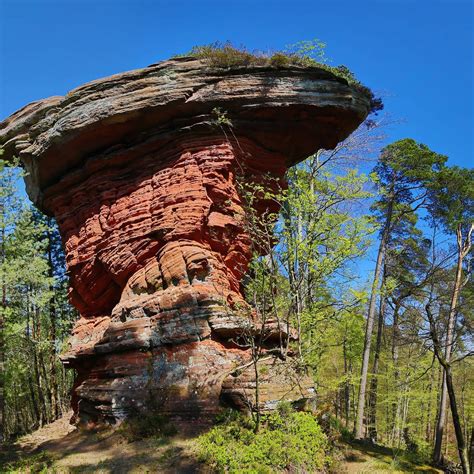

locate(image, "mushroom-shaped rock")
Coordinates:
0 57 371 424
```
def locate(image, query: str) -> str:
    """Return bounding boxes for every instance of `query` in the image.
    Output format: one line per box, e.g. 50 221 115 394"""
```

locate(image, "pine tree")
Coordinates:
427 166 473 473
355 139 446 439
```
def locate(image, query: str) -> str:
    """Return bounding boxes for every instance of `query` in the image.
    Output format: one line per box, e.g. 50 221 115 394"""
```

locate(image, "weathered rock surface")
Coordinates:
0 56 371 424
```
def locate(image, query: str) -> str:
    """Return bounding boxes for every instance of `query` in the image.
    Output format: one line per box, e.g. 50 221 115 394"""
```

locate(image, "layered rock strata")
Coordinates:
0 57 371 424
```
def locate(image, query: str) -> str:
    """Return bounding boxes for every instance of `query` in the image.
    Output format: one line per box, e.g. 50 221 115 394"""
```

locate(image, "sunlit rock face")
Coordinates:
0 57 371 424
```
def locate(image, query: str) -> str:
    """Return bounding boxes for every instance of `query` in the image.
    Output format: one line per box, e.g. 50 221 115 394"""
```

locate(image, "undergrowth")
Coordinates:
117 412 177 442
183 40 383 113
3 451 55 474
196 404 332 473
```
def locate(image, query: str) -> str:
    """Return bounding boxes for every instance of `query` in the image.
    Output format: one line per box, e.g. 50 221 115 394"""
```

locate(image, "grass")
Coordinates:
2 451 56 474
340 439 443 473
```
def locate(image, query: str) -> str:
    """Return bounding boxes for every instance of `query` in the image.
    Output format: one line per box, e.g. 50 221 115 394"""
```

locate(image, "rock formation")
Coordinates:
0 56 371 424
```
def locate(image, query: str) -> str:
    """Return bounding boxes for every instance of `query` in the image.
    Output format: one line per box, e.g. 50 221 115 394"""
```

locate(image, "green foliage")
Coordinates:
211 106 233 127
189 42 268 68
236 129 472 465
284 39 329 65
3 451 55 473
189 39 326 69
427 165 474 232
280 159 374 369
268 52 292 68
118 413 177 442
0 161 75 440
373 138 447 210
197 408 330 473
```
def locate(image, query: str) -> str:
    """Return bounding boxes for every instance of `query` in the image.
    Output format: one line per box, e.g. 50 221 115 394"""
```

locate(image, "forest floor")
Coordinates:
1 414 444 473
337 441 443 474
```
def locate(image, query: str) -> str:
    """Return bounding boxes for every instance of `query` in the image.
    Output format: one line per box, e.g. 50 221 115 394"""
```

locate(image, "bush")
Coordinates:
269 52 292 68
197 406 330 473
118 413 177 442
190 42 267 68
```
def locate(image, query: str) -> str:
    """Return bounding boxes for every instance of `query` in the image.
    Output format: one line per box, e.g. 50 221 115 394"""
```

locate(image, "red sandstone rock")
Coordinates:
0 57 371 424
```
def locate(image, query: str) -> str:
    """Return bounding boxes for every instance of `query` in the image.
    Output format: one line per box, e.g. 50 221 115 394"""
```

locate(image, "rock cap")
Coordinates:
0 56 371 210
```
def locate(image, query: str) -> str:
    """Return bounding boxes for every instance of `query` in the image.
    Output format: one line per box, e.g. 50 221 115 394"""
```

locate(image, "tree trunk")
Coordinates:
434 371 448 463
0 322 4 442
39 350 52 423
444 362 470 473
27 376 40 429
47 221 59 420
32 302 47 427
281 200 298 357
368 294 386 441
355 198 393 439
426 366 435 443
391 301 401 445
401 384 410 445
469 427 474 473
433 224 469 465
426 299 471 474
0 202 5 443
343 334 350 428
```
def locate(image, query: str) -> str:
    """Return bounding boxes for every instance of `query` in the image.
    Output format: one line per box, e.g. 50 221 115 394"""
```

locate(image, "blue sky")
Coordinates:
0 0 471 287
1 0 472 170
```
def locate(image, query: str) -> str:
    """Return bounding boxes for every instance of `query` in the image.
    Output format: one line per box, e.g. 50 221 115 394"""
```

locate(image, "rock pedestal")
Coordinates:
0 57 371 424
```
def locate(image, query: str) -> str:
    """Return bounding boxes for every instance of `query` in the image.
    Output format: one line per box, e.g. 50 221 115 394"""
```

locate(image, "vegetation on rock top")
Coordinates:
185 40 383 113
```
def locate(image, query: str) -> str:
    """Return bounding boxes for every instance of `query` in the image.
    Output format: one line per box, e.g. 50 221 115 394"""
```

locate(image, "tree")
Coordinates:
381 213 431 445
0 158 75 441
428 166 473 473
281 159 373 363
237 121 381 431
0 155 23 442
354 139 446 439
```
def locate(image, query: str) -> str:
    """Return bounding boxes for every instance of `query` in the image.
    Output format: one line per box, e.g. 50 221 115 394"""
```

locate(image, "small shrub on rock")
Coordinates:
190 42 267 68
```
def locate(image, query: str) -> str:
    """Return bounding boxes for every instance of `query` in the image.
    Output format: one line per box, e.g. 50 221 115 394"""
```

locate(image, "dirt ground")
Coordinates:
337 442 443 474
1 414 445 473
1 413 205 473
